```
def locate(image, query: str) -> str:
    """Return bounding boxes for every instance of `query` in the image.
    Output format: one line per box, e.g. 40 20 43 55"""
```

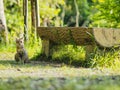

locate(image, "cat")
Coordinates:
15 35 29 64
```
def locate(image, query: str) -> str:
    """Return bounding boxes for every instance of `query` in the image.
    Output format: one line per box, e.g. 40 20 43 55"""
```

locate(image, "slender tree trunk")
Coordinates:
0 0 8 44
23 0 28 42
61 5 65 27
31 0 37 41
35 0 40 27
74 0 79 27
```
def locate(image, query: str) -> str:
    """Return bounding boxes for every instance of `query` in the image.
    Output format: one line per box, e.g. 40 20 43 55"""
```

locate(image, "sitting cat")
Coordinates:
15 35 29 64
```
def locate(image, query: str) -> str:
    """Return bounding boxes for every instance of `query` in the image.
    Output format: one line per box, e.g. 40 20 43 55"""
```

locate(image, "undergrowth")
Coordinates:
0 38 42 60
0 39 120 69
52 45 85 66
90 48 120 69
51 46 120 69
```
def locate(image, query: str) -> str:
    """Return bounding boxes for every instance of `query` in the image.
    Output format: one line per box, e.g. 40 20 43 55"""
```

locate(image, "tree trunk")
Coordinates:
35 0 40 27
61 5 65 27
74 0 79 27
0 0 8 44
31 0 37 41
23 0 28 42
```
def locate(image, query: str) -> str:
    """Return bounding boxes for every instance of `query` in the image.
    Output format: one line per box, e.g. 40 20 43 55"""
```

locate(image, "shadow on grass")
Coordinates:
0 59 65 68
31 53 87 68
0 52 89 68
0 60 16 65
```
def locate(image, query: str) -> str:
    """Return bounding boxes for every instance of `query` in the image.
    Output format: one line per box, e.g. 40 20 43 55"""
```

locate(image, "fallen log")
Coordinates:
37 27 120 59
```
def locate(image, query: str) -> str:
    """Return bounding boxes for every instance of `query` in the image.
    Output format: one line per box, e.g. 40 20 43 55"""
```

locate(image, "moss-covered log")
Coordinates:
37 27 120 60
37 27 94 45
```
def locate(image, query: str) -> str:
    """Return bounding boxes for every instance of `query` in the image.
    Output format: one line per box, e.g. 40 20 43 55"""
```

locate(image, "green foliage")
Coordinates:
39 0 65 26
40 0 64 18
64 0 90 26
52 45 85 66
26 39 42 59
4 0 24 44
90 0 120 28
90 48 120 69
4 0 23 31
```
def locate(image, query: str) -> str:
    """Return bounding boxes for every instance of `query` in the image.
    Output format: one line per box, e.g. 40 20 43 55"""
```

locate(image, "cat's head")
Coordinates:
16 35 24 48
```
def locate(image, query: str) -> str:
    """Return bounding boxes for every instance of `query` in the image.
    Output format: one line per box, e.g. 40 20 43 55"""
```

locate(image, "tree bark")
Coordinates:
0 0 8 44
37 27 94 45
61 5 65 27
74 0 80 27
31 0 37 41
23 0 28 42
35 0 40 27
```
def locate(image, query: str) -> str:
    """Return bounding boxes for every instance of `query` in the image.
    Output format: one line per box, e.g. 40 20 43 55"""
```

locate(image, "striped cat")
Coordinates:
15 35 29 64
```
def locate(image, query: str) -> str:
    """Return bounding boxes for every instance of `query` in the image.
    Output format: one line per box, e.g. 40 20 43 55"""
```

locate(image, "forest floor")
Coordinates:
0 52 120 90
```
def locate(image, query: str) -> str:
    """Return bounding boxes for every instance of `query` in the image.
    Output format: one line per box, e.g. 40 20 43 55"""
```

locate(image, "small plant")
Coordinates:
52 45 85 66
90 47 120 69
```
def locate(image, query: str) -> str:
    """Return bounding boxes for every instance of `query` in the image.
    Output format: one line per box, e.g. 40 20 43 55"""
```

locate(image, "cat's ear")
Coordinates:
19 33 24 40
20 37 24 41
16 38 19 42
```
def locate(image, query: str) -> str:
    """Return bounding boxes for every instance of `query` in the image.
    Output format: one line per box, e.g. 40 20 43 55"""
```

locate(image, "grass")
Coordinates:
0 75 120 90
52 45 85 65
90 48 120 69
0 58 120 90
0 55 120 90
0 43 120 90
0 41 42 60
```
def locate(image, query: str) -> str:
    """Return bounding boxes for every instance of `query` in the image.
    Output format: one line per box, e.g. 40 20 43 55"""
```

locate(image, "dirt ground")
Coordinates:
0 53 120 90
0 52 120 78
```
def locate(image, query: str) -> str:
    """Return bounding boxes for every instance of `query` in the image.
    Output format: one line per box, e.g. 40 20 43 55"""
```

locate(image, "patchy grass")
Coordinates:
0 44 120 90
0 54 120 90
0 75 120 90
